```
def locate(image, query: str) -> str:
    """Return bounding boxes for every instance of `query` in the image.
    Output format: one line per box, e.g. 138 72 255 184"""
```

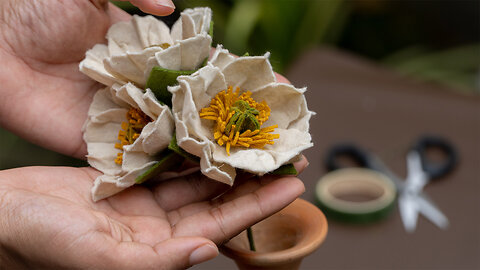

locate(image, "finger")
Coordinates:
166 173 288 224
154 238 218 269
293 155 309 175
275 72 290 84
101 186 172 246
93 235 217 269
152 173 230 212
118 0 176 16
108 2 132 24
170 176 305 244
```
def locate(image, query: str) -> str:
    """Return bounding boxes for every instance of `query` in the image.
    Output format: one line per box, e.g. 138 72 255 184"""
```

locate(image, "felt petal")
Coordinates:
143 89 165 117
212 128 312 174
84 112 125 143
91 161 156 201
132 15 173 48
141 110 174 155
250 83 306 129
222 53 276 91
107 21 143 56
178 35 212 70
88 88 121 117
170 18 182 42
173 65 227 113
210 45 236 71
80 44 124 86
181 7 212 39
153 34 211 71
200 148 236 185
152 44 181 70
122 150 155 172
86 142 122 176
118 162 157 186
91 175 126 202
104 55 145 87
127 47 163 73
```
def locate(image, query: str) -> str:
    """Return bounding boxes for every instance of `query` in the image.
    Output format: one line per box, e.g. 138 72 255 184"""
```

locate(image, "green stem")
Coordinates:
247 227 256 252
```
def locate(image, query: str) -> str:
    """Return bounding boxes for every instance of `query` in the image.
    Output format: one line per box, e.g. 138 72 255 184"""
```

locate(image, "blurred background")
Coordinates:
0 0 477 170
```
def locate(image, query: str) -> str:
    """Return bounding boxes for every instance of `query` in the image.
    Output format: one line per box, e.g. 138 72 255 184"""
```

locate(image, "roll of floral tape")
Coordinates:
315 168 396 223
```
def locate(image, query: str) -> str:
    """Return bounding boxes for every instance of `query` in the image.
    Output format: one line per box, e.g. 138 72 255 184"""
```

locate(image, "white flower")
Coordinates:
84 83 174 201
169 45 314 185
80 7 212 87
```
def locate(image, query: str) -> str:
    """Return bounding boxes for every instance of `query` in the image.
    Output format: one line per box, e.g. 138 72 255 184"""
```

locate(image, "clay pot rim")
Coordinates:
220 199 328 266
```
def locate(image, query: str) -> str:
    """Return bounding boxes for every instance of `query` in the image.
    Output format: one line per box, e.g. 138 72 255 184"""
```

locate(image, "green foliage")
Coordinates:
383 44 480 93
178 0 348 72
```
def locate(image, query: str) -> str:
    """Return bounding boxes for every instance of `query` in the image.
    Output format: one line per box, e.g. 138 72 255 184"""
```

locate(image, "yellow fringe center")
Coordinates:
114 108 152 165
199 86 279 155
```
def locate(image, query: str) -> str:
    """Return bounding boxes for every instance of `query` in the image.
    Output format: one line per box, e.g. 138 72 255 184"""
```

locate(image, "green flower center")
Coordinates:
225 100 260 135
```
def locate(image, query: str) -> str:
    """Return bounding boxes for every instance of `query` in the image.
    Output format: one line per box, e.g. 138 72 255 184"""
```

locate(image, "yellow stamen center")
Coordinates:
199 86 279 155
149 43 171 49
114 108 152 165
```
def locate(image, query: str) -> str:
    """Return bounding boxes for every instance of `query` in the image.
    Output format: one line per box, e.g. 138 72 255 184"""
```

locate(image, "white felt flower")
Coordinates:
80 7 212 88
84 83 174 201
169 45 314 185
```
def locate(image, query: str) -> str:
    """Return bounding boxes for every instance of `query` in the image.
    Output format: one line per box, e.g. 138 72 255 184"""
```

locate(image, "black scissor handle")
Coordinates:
325 144 373 172
412 136 457 179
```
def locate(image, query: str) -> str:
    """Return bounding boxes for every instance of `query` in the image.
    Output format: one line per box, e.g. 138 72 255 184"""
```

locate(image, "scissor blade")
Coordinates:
416 195 449 230
398 194 418 233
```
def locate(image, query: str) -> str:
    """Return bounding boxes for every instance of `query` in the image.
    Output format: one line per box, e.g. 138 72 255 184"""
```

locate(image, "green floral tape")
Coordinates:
315 168 396 224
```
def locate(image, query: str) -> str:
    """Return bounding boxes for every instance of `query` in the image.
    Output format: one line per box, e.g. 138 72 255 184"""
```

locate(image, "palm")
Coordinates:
0 166 304 269
0 0 128 158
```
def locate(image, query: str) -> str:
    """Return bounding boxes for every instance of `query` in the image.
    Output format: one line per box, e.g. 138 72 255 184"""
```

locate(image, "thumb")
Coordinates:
154 237 219 269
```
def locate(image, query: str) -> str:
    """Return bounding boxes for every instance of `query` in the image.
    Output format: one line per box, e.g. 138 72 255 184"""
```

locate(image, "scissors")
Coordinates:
325 136 457 232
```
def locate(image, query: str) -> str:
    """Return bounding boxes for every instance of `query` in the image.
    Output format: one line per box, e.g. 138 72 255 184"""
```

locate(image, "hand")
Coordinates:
0 0 174 159
0 158 307 269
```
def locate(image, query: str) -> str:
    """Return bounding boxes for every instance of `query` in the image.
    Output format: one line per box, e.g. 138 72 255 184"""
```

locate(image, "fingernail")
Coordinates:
157 0 175 9
189 243 219 265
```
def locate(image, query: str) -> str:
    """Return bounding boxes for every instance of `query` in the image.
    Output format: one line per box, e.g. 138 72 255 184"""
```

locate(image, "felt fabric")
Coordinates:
83 85 174 201
79 7 212 88
169 45 314 185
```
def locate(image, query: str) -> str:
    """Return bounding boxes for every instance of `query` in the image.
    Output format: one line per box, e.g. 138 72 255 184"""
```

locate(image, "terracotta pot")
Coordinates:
220 199 328 270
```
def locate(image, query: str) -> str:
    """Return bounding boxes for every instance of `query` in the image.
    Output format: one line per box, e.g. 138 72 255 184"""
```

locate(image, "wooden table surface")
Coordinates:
193 47 480 270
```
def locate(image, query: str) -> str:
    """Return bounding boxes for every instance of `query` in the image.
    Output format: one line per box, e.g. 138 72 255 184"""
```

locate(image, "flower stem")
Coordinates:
247 227 256 251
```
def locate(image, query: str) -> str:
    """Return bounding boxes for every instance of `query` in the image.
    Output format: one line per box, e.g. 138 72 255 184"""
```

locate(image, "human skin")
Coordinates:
0 161 306 269
0 1 306 269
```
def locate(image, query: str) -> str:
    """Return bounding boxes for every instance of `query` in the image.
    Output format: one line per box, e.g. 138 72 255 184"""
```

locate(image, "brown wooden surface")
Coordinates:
193 47 480 270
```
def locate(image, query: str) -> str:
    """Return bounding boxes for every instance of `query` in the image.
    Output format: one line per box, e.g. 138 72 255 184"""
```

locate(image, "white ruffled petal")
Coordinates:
91 175 126 202
86 142 122 176
250 83 306 129
222 54 276 91
107 21 143 56
122 150 155 172
118 161 158 187
80 44 124 87
84 110 125 142
104 55 145 87
87 88 121 117
181 7 212 39
173 65 227 114
152 34 211 71
140 110 174 155
132 15 173 48
127 47 163 74
170 18 182 42
91 161 157 201
212 128 312 174
210 44 236 71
